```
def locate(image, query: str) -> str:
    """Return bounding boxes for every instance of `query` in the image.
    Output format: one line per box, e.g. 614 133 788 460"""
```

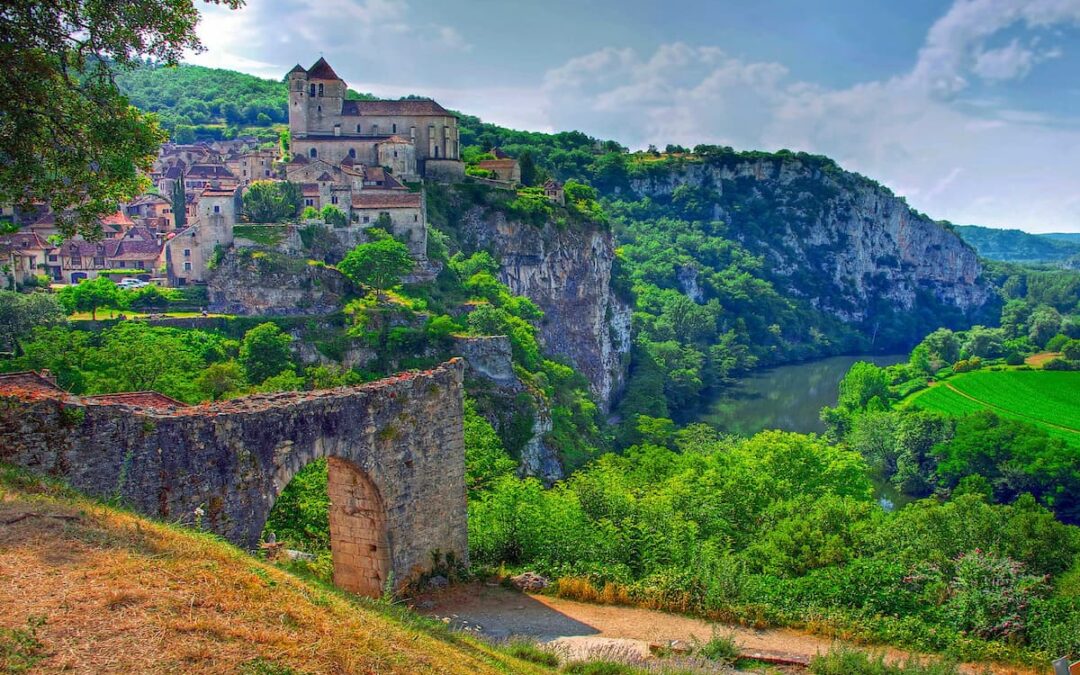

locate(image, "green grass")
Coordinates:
234 224 288 246
907 370 1080 444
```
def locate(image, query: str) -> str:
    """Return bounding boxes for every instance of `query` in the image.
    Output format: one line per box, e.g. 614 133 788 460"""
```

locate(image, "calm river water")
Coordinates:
696 353 907 437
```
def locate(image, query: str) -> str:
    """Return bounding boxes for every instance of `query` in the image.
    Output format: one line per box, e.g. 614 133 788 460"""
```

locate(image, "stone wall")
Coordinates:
0 360 468 596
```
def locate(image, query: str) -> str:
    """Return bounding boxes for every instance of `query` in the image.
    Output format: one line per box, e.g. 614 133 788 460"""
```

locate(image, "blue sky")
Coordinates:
191 0 1080 233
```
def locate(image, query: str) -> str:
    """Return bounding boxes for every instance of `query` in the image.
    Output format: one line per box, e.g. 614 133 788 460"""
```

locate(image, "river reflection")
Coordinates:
696 353 907 437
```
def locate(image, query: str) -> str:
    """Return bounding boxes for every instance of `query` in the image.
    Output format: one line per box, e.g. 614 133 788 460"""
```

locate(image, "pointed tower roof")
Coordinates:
287 63 306 75
307 57 341 81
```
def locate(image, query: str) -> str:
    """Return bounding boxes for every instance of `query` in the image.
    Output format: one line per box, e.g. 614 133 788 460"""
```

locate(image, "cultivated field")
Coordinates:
907 370 1080 444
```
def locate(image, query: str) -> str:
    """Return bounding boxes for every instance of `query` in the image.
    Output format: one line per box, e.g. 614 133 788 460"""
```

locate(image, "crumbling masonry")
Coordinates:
0 360 467 597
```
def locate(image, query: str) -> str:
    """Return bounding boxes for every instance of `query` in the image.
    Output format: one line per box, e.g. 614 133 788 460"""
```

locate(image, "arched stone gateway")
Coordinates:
0 361 467 596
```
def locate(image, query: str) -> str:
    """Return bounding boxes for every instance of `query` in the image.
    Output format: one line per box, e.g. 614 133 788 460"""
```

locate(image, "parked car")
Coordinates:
117 278 149 290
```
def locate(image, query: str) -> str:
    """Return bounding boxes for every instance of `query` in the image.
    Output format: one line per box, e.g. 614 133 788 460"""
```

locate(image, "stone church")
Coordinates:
287 58 464 181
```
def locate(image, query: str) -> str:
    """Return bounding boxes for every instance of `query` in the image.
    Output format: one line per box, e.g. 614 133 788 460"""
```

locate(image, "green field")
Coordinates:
907 370 1080 445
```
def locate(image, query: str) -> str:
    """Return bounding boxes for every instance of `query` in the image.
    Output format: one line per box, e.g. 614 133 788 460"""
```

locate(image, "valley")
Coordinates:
3 4 1080 673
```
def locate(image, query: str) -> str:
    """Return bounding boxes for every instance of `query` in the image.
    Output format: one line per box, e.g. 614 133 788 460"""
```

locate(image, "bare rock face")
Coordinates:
629 156 993 329
208 248 351 316
458 208 632 411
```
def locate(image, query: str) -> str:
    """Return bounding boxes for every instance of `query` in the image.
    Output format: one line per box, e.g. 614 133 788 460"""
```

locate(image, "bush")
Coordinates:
1042 357 1077 371
1004 352 1025 366
504 640 558 667
695 630 740 663
809 648 958 674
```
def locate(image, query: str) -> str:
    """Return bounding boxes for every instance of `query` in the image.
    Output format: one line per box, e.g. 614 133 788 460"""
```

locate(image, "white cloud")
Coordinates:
535 0 1080 232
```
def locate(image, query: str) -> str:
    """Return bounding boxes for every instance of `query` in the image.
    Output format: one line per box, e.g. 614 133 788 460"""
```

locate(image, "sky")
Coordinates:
189 0 1080 234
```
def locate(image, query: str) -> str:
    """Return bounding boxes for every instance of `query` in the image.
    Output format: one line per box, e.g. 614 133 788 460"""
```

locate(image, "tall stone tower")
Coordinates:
287 58 347 138
287 63 309 140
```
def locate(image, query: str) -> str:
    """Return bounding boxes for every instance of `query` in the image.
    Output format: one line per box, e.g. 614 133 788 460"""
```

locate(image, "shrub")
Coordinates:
945 551 1049 640
695 630 740 663
809 648 958 674
504 639 559 667
1043 357 1077 371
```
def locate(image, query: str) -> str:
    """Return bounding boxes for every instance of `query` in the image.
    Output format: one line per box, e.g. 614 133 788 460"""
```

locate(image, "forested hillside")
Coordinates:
955 224 1080 265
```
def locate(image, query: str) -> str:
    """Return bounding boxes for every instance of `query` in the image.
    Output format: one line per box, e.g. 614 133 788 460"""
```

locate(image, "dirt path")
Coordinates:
419 583 1041 675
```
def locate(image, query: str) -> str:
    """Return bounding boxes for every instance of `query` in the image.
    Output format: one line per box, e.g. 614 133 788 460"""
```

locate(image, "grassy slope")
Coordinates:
907 370 1080 444
0 467 548 675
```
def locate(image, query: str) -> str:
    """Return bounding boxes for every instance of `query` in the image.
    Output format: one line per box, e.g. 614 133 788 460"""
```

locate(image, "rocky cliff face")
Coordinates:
629 156 993 329
456 206 631 411
208 248 351 316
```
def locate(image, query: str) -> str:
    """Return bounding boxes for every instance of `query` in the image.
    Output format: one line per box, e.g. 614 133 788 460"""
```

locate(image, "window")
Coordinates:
309 148 317 158
93 257 104 267
71 255 82 267
392 123 397 133
118 261 127 268
264 170 270 177
184 262 192 271
318 83 324 97
48 255 57 263
331 195 338 205
309 83 316 96
213 205 220 213
357 124 362 133
393 151 398 158
305 199 314 207
362 216 370 224
136 261 145 269
183 249 191 258
414 214 418 222
348 148 356 158
372 124 378 135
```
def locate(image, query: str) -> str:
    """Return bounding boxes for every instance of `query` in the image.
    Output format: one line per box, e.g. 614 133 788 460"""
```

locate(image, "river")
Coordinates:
695 353 907 437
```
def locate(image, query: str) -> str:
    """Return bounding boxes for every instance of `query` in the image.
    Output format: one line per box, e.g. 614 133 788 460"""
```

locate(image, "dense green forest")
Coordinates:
956 224 1080 265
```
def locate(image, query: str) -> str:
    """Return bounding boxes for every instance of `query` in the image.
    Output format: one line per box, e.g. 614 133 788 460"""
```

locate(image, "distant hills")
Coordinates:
954 224 1080 266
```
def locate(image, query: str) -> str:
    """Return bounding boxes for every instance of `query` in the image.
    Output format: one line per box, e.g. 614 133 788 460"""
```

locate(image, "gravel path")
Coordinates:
418 583 1040 675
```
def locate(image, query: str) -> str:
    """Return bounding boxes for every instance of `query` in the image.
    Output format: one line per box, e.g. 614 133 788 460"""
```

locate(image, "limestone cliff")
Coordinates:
208 248 350 316
627 155 993 335
455 206 632 411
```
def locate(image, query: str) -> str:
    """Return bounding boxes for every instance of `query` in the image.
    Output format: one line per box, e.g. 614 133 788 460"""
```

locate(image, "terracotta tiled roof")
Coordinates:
0 232 51 252
352 191 422 209
101 211 134 228
85 392 188 410
341 99 451 117
301 183 320 197
477 159 518 170
383 135 412 144
307 57 341 81
186 164 235 179
0 372 64 396
200 186 238 197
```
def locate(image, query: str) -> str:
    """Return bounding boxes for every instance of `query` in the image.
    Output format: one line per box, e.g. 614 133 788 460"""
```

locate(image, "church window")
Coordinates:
348 148 356 158
309 84 316 96
213 205 220 213
357 124 362 133
434 146 440 158
318 83 324 97
393 151 398 158
392 123 397 133
372 124 379 135
309 148 317 158
331 195 338 205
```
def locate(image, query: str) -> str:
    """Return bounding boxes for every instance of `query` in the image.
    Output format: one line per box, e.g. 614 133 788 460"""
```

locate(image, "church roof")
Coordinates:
288 63 306 75
307 57 341 81
341 99 451 117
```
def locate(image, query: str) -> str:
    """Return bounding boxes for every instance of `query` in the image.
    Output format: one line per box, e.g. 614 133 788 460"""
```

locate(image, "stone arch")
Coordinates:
0 360 468 598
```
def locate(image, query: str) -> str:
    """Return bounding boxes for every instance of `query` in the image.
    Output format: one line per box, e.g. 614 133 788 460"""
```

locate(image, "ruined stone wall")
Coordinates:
0 360 467 594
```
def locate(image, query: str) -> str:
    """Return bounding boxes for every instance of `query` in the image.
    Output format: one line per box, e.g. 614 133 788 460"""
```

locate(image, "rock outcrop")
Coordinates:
628 155 993 329
208 248 351 316
457 207 632 411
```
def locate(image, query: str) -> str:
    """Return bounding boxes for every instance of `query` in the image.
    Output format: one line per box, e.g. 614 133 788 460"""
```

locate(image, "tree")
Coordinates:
837 361 889 411
58 276 120 320
195 360 246 400
338 239 413 301
242 181 302 222
0 0 240 239
518 149 537 186
171 178 187 230
238 322 294 384
320 205 347 227
1028 305 1062 347
0 291 66 353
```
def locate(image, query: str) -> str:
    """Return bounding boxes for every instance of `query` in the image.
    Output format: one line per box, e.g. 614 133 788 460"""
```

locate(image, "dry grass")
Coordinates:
0 468 548 675
1024 351 1061 367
